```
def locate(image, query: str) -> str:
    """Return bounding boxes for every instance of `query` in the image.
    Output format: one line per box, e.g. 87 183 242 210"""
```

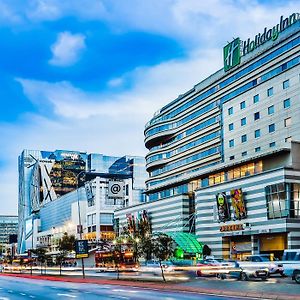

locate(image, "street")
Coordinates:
0 276 258 300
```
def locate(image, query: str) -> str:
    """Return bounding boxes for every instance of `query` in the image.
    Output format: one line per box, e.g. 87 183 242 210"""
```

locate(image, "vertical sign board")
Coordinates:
230 188 247 220
216 192 231 222
223 38 241 72
75 240 89 258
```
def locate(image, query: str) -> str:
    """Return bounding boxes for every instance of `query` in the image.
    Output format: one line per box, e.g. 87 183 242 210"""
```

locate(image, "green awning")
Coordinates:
164 232 203 254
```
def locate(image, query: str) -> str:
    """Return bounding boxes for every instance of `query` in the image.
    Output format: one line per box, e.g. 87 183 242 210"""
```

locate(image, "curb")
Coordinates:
1 273 300 300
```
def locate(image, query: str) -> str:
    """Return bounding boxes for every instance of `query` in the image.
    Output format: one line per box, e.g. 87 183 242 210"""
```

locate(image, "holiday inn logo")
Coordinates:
223 13 300 72
223 38 241 72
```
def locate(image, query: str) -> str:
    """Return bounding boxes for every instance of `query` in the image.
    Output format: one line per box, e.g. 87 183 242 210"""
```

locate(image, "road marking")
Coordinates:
7 291 13 293
57 294 77 298
20 293 26 296
112 289 138 293
0 297 10 300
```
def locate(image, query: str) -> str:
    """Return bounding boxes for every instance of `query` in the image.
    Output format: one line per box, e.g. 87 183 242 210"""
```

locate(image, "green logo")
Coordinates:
223 38 241 72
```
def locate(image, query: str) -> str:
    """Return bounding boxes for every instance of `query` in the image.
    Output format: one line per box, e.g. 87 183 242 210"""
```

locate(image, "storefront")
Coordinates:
258 233 287 259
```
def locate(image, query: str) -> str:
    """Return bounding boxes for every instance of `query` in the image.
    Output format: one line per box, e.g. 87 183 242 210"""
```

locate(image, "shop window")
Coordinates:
265 183 288 219
291 183 300 218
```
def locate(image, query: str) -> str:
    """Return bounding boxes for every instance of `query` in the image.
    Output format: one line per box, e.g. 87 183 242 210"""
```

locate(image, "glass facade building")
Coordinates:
18 149 147 253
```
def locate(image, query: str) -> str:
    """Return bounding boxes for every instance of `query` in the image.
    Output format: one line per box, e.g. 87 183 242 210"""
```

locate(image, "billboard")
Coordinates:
230 189 247 220
216 192 230 222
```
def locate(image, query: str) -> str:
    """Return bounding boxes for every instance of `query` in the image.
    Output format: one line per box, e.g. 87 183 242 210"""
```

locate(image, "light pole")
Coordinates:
75 170 86 279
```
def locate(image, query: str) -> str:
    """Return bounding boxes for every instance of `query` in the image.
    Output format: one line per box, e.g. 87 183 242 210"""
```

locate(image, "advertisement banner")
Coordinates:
216 192 230 222
108 181 124 198
230 189 247 220
75 240 89 258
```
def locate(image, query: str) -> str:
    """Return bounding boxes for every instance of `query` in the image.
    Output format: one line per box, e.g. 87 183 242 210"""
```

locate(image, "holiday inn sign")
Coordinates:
223 12 300 72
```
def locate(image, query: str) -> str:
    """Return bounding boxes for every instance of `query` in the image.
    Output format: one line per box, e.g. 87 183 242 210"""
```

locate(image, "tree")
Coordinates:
152 233 174 282
57 232 76 276
31 248 47 275
202 244 212 258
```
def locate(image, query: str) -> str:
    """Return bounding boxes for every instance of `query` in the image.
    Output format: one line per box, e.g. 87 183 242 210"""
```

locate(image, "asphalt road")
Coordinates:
0 276 258 300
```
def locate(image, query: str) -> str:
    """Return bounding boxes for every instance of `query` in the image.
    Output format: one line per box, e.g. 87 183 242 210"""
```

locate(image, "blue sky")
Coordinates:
0 0 298 214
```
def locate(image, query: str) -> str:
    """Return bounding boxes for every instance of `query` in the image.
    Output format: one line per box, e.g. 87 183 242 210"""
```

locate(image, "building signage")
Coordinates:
230 188 247 220
224 13 300 71
216 192 231 222
223 38 241 72
220 224 244 232
75 240 89 258
108 180 124 198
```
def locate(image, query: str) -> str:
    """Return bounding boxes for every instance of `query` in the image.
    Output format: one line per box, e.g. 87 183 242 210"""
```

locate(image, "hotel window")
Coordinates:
265 183 288 219
283 79 289 89
255 147 261 153
268 105 274 115
269 123 275 133
241 134 247 143
229 123 234 131
241 117 246 126
254 112 260 121
285 136 292 143
228 107 233 115
269 142 276 148
229 155 235 160
267 87 273 97
229 139 234 147
284 117 291 127
242 151 247 157
284 98 290 108
253 94 259 103
240 101 246 110
254 129 260 138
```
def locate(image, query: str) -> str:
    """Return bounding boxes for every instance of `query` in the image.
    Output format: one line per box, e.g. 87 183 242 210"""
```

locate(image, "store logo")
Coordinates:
223 38 241 72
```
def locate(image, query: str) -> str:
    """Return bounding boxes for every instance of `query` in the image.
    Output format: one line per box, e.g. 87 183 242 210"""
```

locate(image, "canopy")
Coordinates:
164 232 203 254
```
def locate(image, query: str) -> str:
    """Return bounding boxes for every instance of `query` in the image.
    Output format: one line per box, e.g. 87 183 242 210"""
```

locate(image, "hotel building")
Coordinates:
116 13 300 259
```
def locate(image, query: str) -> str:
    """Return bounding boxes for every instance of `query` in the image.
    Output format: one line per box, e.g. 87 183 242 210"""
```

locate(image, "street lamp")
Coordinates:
69 169 95 278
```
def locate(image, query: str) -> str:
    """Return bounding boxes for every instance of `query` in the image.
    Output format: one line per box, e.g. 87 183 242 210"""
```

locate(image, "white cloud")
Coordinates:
49 31 86 66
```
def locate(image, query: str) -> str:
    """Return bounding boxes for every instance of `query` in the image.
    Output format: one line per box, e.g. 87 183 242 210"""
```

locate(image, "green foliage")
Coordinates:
152 233 174 262
58 232 75 252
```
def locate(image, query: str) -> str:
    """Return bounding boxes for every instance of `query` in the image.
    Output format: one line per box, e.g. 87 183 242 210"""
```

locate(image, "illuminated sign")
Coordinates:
223 13 300 71
220 224 244 232
216 192 231 222
75 240 89 258
230 188 247 220
223 38 241 72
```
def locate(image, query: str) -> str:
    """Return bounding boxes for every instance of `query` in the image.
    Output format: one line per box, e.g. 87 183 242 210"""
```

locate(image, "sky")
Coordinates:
0 0 298 215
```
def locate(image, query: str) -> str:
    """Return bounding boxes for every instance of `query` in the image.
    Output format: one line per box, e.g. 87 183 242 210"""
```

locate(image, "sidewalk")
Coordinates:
1 272 300 300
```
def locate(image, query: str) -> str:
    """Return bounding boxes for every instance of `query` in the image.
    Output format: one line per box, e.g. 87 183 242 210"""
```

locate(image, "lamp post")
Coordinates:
74 170 86 279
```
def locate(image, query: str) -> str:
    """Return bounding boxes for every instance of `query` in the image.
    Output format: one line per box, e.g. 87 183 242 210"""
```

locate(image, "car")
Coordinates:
292 269 300 284
196 259 234 277
244 255 284 276
141 260 176 273
282 264 300 284
219 261 269 281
